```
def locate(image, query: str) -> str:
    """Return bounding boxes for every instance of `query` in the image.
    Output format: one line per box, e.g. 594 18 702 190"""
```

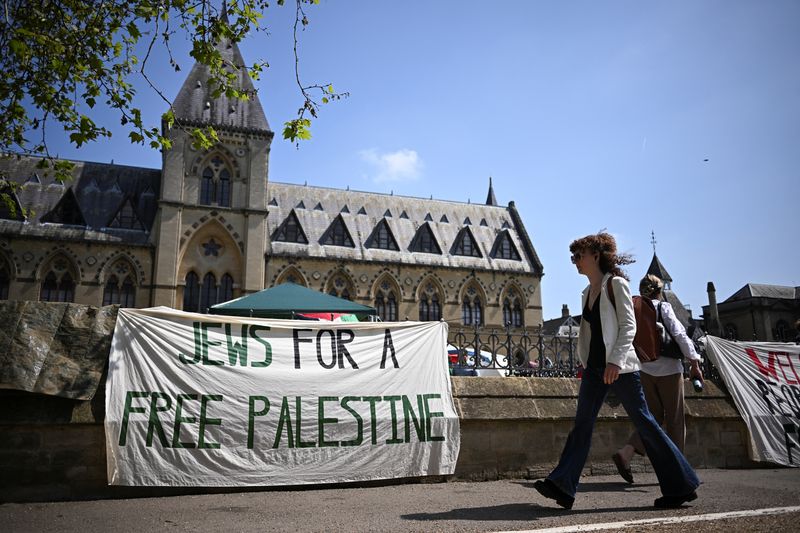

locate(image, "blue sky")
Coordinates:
36 1 799 320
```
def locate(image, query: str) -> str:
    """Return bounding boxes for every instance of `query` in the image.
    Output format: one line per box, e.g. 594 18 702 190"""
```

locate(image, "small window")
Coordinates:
40 189 86 226
274 211 308 244
375 284 398 322
199 154 233 207
418 283 441 321
220 274 234 303
503 291 524 328
462 295 483 326
492 231 521 260
108 199 144 230
327 274 353 300
183 272 200 312
200 273 218 312
321 216 354 247
452 227 482 257
366 219 399 251
40 271 75 303
409 224 442 254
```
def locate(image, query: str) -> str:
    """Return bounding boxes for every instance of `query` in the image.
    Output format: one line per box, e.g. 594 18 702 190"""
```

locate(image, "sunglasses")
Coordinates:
570 252 582 264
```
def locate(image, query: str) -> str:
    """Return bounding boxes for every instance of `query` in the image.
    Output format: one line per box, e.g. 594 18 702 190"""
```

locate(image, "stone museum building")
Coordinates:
0 37 544 329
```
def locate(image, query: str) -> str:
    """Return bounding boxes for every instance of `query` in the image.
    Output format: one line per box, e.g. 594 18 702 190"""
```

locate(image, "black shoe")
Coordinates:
533 479 575 510
654 491 697 508
612 452 634 484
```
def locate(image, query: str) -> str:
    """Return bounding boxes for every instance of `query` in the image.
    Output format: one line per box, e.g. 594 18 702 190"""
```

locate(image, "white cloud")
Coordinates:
359 148 423 183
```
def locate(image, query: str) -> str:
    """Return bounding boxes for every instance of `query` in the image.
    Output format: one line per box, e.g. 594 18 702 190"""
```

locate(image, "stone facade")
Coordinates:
0 36 543 330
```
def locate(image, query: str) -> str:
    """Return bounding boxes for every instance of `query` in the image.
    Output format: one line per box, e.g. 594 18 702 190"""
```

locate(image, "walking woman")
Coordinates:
533 232 700 509
612 274 704 483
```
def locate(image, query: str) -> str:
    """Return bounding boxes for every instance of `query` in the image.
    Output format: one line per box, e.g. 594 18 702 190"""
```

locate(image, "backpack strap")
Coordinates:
657 301 676 343
606 277 616 309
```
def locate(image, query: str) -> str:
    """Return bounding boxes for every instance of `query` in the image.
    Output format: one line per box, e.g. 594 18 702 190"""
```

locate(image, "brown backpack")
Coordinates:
606 278 660 362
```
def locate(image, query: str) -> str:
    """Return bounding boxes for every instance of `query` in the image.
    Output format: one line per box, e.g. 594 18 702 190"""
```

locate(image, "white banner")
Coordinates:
704 336 800 467
105 308 460 486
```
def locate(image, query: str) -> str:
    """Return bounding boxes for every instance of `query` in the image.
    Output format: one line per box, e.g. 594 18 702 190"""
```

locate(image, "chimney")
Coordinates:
561 304 570 318
707 281 722 336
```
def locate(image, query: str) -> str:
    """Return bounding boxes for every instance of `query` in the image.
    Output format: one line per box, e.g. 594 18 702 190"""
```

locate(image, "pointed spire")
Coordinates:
647 253 673 289
171 12 270 133
486 176 498 206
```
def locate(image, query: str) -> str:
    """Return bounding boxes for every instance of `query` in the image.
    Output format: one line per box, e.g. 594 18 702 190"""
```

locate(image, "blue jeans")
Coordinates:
548 367 700 498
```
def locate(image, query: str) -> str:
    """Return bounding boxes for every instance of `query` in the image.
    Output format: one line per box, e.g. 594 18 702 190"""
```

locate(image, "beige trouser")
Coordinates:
628 372 685 454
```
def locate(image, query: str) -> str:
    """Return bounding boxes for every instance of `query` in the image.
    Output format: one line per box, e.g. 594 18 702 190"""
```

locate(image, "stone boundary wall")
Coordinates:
451 377 757 481
0 377 756 503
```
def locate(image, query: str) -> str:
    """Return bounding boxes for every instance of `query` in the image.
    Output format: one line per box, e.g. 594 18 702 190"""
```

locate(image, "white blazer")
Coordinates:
577 273 640 374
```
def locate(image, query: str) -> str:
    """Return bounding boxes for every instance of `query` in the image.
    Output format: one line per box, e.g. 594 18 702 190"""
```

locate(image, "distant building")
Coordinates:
541 304 581 337
703 283 800 342
0 35 544 329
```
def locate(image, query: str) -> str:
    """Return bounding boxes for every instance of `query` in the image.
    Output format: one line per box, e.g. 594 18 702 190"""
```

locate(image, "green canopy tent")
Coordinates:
209 282 378 319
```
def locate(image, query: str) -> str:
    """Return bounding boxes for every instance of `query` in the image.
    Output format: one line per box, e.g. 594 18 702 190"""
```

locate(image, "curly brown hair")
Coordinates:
569 232 634 280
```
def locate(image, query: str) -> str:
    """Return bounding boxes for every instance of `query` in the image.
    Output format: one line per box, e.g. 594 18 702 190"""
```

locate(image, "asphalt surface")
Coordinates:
2 468 798 533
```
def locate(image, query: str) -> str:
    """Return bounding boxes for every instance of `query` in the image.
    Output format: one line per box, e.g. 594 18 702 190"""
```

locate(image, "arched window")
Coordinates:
120 277 136 308
461 286 483 326
220 274 234 303
183 272 200 312
103 275 120 305
375 280 398 322
40 270 75 303
419 282 441 321
40 272 59 302
200 167 214 205
200 273 218 312
0 265 10 300
462 297 472 325
199 154 233 207
103 275 137 308
217 168 231 207
327 273 354 300
513 300 523 327
503 289 524 328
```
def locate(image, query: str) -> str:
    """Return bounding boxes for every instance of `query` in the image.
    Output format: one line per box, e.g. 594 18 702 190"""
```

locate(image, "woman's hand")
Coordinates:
604 363 621 384
689 359 704 383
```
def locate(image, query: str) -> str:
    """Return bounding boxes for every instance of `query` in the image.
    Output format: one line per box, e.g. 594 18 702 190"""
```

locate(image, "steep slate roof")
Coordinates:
646 253 673 284
724 283 800 302
171 36 270 133
663 290 691 327
266 182 543 275
0 154 160 244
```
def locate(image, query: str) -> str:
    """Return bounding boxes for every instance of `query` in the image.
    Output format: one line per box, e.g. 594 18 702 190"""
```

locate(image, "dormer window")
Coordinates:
274 211 308 244
365 219 399 251
491 231 521 260
409 223 441 254
452 227 482 257
321 215 354 247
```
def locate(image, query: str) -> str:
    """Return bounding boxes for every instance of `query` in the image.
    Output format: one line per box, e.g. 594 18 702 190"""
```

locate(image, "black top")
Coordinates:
582 295 605 370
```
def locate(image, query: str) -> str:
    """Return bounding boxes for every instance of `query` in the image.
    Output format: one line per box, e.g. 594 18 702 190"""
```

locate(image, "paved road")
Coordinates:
2 469 798 532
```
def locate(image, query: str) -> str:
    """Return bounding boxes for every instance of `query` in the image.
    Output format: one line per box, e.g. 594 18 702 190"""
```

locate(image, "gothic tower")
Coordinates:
151 34 274 310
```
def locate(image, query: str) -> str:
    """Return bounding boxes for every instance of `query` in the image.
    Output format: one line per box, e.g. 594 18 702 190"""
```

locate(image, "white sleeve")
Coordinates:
660 302 701 361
